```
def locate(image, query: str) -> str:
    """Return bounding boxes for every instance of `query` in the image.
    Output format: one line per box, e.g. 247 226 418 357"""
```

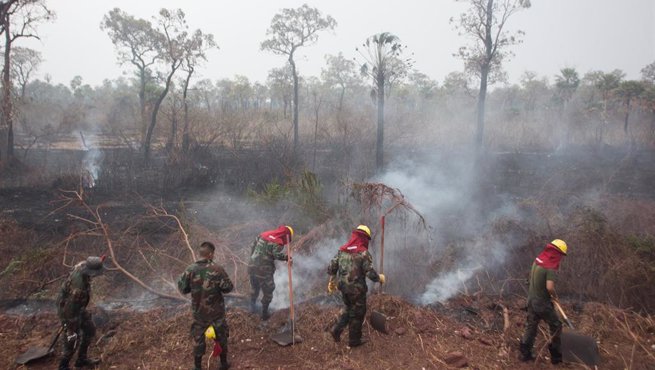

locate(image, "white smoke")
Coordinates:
78 130 103 188
270 239 341 310
373 153 523 305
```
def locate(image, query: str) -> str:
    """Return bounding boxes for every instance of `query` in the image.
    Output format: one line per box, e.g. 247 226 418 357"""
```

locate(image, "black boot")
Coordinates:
219 352 230 370
250 299 257 313
59 358 71 370
519 342 535 362
192 355 202 370
261 304 270 321
330 325 343 342
549 346 563 365
74 357 100 368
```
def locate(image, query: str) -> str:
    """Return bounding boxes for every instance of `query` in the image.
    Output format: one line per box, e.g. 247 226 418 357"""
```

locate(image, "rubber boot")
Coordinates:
330 325 343 342
519 342 535 362
219 352 230 370
249 298 257 314
261 304 270 321
549 346 563 365
75 345 100 368
74 358 100 368
58 358 72 370
192 355 202 370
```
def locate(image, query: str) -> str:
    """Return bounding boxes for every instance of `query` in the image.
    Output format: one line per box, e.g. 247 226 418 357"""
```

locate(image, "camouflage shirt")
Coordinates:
56 265 91 322
328 250 380 292
178 259 234 322
248 237 288 274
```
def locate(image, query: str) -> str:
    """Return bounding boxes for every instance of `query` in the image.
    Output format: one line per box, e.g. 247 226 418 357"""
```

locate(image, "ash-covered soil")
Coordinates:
3 294 654 369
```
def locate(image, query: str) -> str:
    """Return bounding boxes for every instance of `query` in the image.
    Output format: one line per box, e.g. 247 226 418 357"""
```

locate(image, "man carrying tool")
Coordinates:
248 225 293 320
519 239 568 364
327 225 385 347
178 241 234 370
56 256 105 370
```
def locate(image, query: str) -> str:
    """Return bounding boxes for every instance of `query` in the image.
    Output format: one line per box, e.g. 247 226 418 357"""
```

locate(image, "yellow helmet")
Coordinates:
285 225 294 238
205 325 216 340
356 225 371 238
551 239 568 255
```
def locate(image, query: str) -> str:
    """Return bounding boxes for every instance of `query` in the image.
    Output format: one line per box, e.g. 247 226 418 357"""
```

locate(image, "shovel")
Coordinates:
271 243 302 346
16 326 63 365
553 300 600 366
370 216 388 334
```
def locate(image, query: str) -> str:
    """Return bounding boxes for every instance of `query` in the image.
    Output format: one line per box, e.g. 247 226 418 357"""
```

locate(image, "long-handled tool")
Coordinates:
16 325 63 365
271 242 303 346
552 300 600 366
370 215 389 334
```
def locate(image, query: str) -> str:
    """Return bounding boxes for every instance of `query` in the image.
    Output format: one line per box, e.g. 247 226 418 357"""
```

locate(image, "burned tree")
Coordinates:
180 30 216 153
101 8 160 148
452 0 530 153
261 4 336 154
0 0 52 163
357 32 411 170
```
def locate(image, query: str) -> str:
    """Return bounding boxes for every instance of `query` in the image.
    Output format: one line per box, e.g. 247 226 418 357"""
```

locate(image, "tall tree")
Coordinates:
321 52 361 116
143 8 195 161
584 69 624 143
452 0 530 152
261 4 336 154
554 67 580 107
0 0 52 162
615 80 645 136
357 32 411 170
180 28 216 153
10 46 41 100
267 66 294 118
101 8 161 144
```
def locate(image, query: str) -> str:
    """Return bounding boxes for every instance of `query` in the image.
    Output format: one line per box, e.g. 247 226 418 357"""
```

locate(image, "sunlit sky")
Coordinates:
20 0 655 87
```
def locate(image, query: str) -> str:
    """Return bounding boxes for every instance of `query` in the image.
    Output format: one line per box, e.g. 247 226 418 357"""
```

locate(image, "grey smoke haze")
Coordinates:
374 153 524 304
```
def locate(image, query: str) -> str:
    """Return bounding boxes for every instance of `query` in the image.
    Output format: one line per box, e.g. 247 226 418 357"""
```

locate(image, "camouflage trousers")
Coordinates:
520 298 563 362
60 310 96 362
334 288 367 345
249 267 275 306
191 318 229 362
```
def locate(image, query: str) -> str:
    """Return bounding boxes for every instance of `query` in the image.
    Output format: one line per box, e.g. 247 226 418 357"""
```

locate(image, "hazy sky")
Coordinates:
21 0 655 87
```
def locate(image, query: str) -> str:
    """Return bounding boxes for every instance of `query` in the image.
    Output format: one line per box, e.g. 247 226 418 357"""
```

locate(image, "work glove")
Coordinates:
378 274 386 284
327 278 337 294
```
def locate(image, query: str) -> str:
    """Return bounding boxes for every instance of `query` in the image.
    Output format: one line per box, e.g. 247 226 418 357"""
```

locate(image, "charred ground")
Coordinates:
1 146 655 369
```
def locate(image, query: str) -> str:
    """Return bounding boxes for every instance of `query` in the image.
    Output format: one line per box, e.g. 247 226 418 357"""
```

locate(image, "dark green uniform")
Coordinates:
178 258 234 370
520 263 563 363
248 236 288 313
56 264 97 369
328 249 380 346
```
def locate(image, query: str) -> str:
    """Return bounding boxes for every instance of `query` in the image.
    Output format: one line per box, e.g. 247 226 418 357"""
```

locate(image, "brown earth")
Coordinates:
3 294 654 370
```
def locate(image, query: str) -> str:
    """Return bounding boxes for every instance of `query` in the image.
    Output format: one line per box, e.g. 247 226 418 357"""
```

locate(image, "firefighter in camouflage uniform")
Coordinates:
248 225 293 320
178 241 234 370
56 256 105 370
327 225 385 347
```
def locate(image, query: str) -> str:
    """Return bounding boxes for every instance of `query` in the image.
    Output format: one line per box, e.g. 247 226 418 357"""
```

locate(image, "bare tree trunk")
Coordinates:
375 74 385 170
476 65 489 151
623 98 631 135
182 67 193 153
144 67 177 162
1 13 13 162
138 69 147 144
290 56 299 154
167 96 177 153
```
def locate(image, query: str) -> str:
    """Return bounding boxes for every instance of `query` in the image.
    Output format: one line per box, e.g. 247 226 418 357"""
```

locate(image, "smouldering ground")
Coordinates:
4 294 654 369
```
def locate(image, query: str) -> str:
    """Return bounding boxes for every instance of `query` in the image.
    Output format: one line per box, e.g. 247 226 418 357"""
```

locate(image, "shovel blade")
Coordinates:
270 330 303 346
561 329 600 366
15 346 54 365
370 311 388 334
